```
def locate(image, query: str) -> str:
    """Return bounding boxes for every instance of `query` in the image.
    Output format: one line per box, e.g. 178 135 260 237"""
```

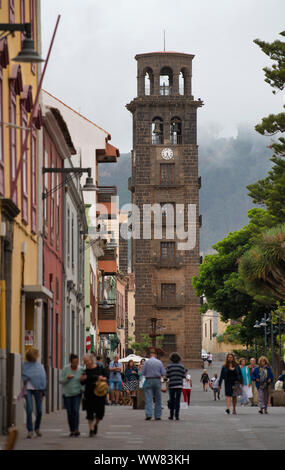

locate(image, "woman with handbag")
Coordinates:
218 352 243 415
80 355 108 437
21 348 46 439
252 356 274 414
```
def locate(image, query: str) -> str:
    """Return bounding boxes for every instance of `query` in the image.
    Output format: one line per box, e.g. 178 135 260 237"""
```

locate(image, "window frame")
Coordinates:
9 86 17 205
160 163 175 185
21 104 28 224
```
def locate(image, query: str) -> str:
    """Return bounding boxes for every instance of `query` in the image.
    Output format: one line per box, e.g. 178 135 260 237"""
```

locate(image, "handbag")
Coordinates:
232 381 242 397
94 380 108 397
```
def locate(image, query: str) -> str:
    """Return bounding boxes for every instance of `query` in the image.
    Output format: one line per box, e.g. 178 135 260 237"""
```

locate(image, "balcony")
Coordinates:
153 295 185 309
152 255 183 269
98 246 116 261
97 186 117 203
152 134 164 145
96 142 120 163
170 134 182 145
98 301 116 321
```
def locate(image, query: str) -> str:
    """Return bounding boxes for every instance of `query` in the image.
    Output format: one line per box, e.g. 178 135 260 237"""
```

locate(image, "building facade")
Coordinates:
127 51 203 367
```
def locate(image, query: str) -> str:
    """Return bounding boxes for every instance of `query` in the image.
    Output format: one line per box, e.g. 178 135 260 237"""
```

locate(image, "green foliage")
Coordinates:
130 334 164 356
254 32 285 93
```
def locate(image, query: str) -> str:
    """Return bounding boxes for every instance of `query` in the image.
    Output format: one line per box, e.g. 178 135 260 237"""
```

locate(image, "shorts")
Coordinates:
109 381 122 391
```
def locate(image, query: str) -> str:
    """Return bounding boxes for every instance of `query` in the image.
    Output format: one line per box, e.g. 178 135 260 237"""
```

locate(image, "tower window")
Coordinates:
161 283 176 300
170 117 182 145
144 67 153 96
160 163 175 185
179 68 188 95
161 242 175 258
160 67 173 96
152 117 163 145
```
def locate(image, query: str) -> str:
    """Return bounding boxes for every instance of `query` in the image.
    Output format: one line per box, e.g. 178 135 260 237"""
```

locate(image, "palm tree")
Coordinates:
239 224 285 301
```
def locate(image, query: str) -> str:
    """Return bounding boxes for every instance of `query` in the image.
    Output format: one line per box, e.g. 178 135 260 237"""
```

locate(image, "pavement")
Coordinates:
1 361 285 450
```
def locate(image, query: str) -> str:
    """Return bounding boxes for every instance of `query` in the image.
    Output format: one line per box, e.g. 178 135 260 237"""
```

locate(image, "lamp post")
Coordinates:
0 22 44 63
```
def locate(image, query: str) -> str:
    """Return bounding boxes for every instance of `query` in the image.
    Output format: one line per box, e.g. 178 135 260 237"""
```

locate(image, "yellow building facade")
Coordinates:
0 0 42 431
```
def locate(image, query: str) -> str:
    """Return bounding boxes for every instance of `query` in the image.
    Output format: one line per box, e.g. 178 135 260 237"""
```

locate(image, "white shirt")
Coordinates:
183 374 192 390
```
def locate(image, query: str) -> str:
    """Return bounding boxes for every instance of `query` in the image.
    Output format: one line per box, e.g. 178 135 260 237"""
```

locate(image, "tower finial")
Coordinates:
163 30 166 52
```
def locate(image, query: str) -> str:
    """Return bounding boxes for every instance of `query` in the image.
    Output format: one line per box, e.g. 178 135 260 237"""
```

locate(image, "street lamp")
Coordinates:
42 167 98 199
0 22 44 63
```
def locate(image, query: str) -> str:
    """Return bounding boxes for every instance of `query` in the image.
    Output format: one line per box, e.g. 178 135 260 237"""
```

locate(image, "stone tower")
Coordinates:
126 51 203 368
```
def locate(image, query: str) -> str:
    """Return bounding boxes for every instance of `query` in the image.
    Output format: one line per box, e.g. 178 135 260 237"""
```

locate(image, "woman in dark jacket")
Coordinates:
252 356 274 414
166 352 186 421
218 352 243 415
125 360 139 405
81 355 107 437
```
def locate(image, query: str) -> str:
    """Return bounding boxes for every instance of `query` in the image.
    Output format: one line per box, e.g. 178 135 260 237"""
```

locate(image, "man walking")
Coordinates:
142 349 166 421
109 354 122 405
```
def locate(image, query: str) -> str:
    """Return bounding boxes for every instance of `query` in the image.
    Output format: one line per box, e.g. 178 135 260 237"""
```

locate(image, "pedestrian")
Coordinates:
138 358 146 390
276 368 285 391
142 348 166 421
200 370 210 391
248 357 258 406
239 358 252 406
60 354 83 437
125 360 139 406
210 373 220 401
252 356 274 415
109 354 122 405
182 369 192 405
166 353 186 420
105 357 111 405
80 354 108 436
109 354 123 405
96 354 104 367
207 352 213 368
21 347 46 439
218 352 243 415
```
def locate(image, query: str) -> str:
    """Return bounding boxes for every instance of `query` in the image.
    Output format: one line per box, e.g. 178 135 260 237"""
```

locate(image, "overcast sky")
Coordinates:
41 0 285 153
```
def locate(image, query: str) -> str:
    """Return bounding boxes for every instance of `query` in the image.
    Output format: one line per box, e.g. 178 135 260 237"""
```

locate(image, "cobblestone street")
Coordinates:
1 363 285 451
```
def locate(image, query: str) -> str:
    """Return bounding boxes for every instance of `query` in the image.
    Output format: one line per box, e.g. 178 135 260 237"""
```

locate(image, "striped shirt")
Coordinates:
166 363 186 388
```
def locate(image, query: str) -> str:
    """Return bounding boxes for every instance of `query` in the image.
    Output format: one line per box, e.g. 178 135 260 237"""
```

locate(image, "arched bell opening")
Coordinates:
144 67 154 96
160 67 173 96
152 117 164 145
170 117 182 145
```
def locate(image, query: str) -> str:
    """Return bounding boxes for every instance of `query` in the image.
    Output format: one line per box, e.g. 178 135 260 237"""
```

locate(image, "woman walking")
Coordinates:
200 370 210 392
80 355 108 436
125 360 139 406
182 370 192 405
166 353 186 420
60 354 83 437
252 356 274 414
218 353 243 415
239 358 252 406
21 348 46 439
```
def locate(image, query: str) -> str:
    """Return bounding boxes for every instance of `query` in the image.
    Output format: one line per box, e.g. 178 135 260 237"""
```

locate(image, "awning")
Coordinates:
22 285 53 300
21 85 33 113
9 64 23 95
0 37 9 68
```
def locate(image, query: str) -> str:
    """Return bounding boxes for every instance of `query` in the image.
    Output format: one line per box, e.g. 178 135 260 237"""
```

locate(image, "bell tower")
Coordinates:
126 51 203 367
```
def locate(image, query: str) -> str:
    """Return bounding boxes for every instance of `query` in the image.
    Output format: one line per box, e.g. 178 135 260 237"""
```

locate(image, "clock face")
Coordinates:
161 148 174 160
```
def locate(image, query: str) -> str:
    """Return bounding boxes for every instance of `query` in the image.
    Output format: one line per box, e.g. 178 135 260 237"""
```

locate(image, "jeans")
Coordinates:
144 378 162 418
63 394 82 432
25 390 43 432
169 388 182 418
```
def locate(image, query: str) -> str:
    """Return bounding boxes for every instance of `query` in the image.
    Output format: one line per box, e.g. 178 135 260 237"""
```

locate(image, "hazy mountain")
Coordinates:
98 125 272 253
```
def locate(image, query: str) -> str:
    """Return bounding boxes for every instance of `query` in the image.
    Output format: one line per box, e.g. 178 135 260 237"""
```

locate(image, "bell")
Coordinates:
153 122 162 134
172 122 179 133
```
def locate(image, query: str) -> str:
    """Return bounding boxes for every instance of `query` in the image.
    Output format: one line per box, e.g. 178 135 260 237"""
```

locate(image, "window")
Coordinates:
9 0 15 23
31 129 37 233
205 324 207 338
43 149 49 236
71 213 74 269
160 163 175 185
21 105 28 224
152 117 163 145
0 68 4 196
162 335 177 356
161 283 176 300
9 87 17 204
160 67 173 95
50 162 54 244
161 242 175 258
160 202 175 216
210 320 212 340
144 67 153 95
56 173 60 250
67 206 70 267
